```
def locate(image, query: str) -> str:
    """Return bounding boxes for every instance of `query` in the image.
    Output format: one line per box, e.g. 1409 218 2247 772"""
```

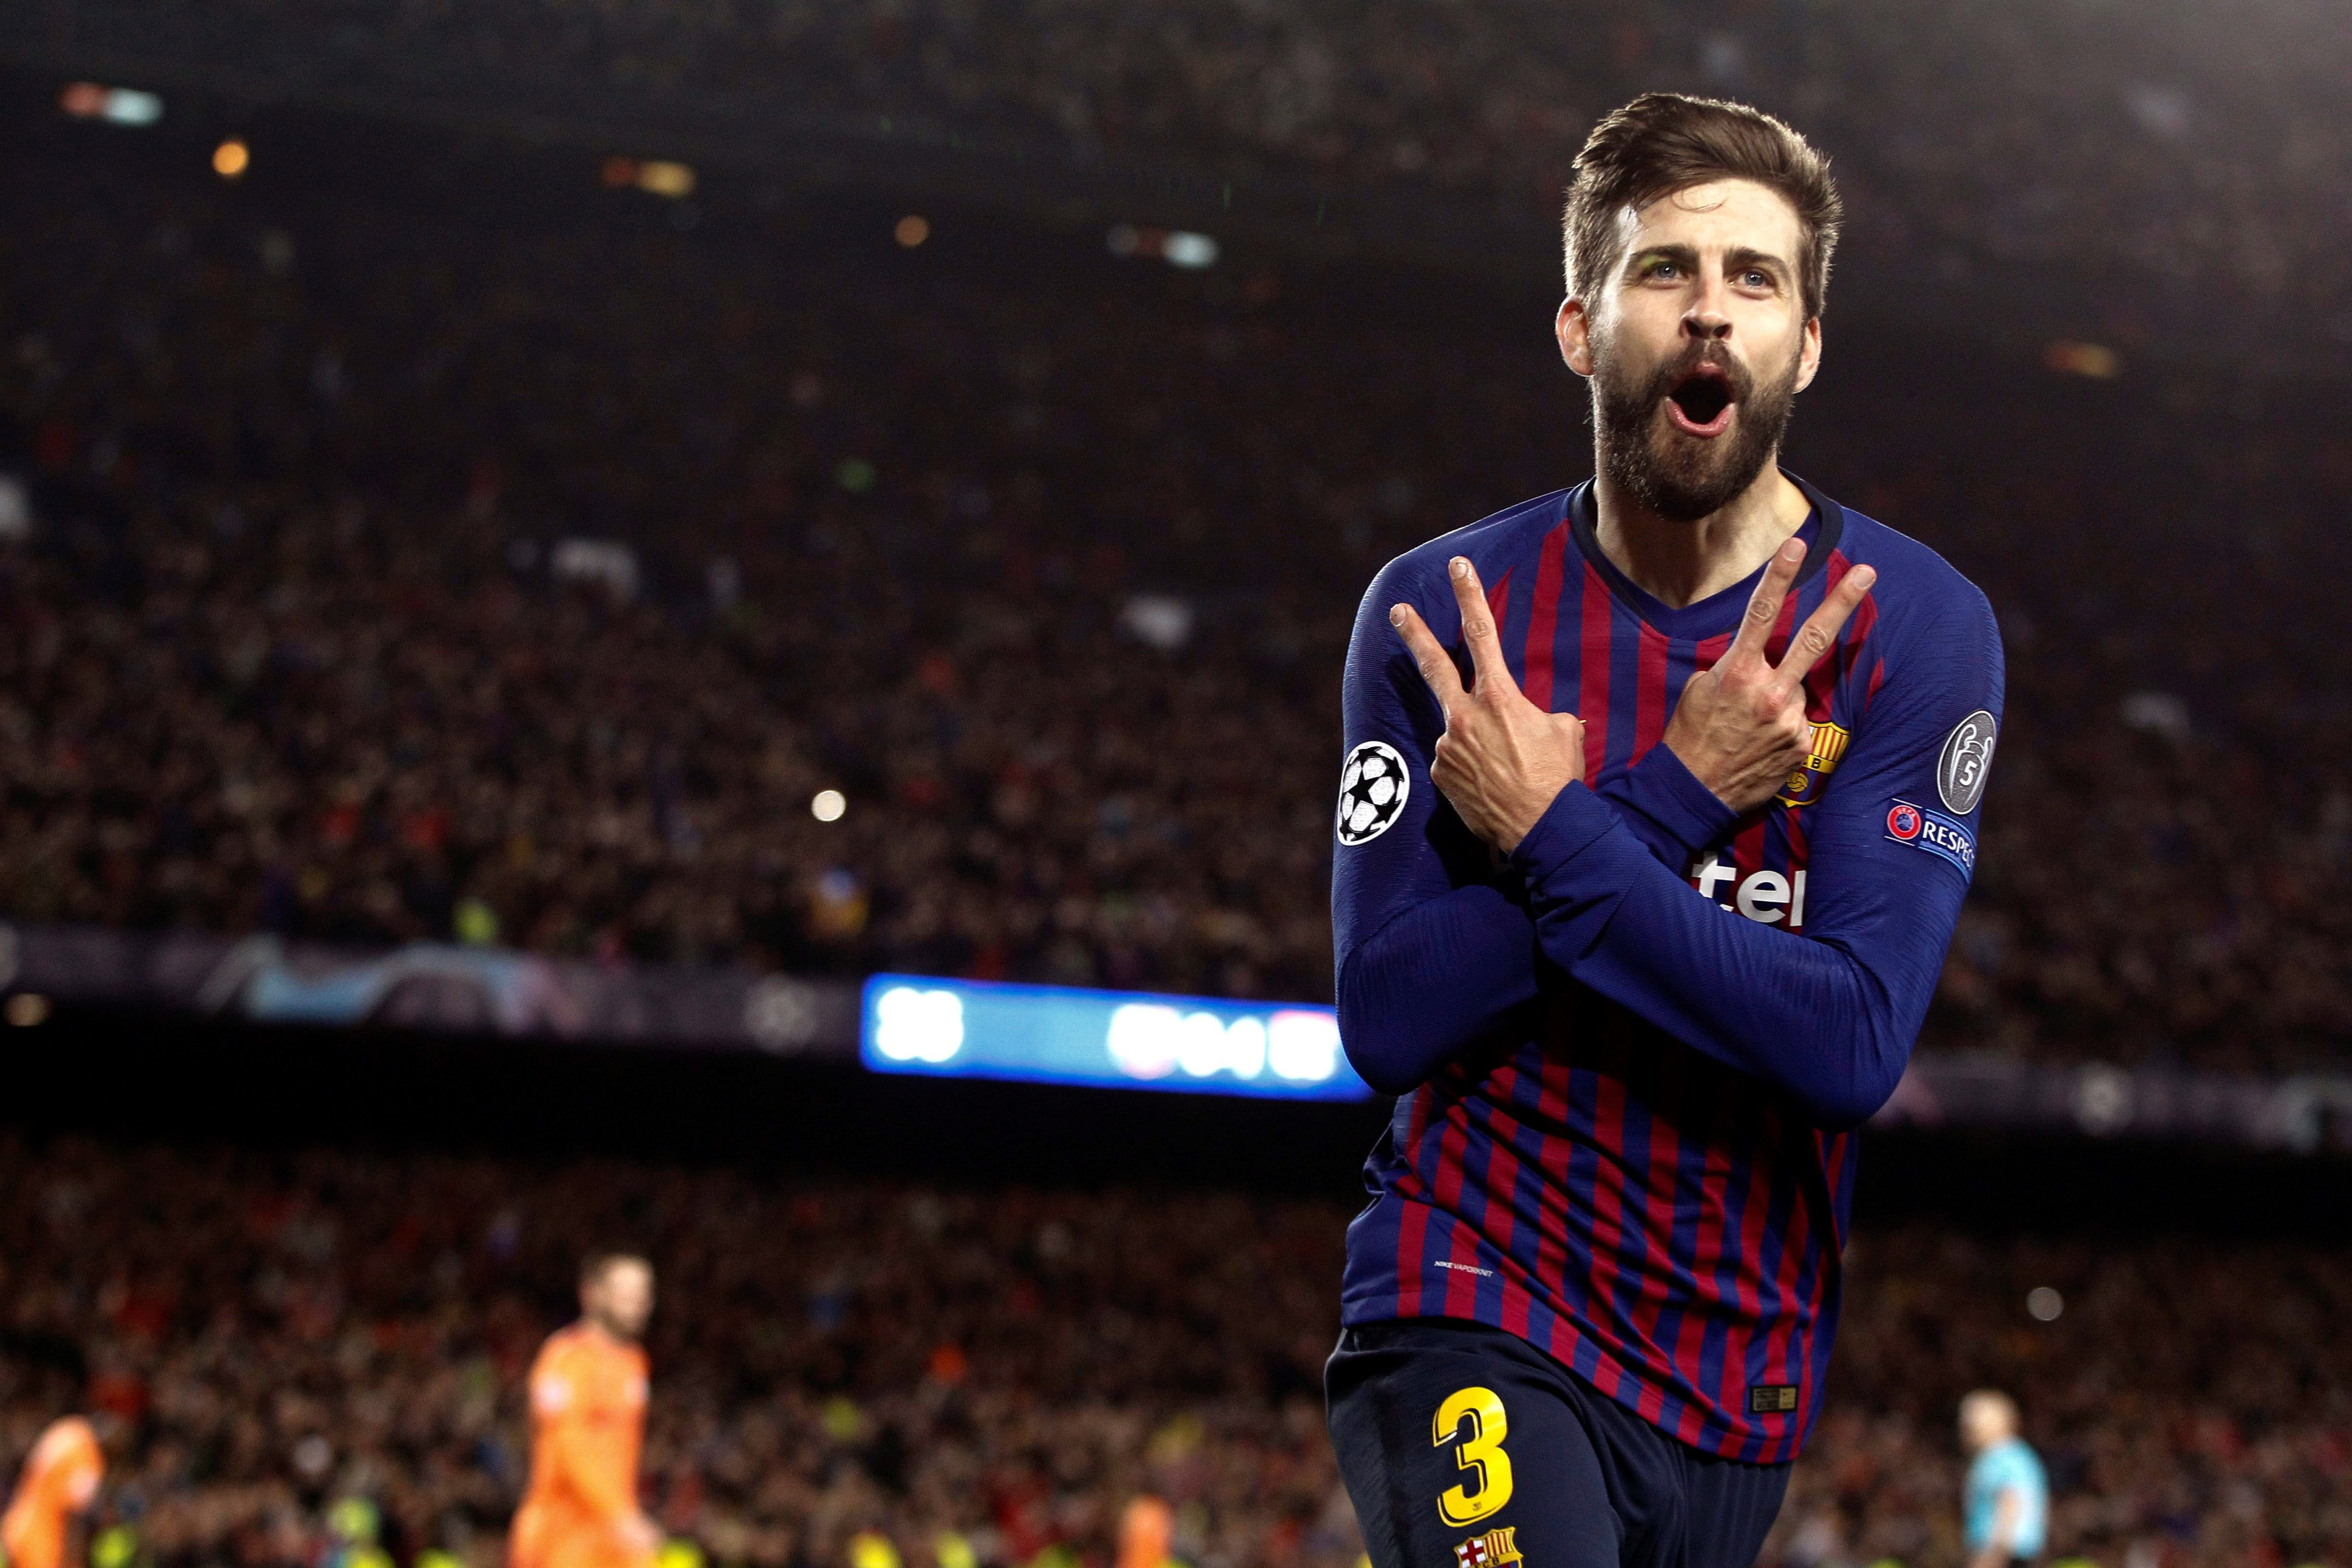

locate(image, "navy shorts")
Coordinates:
1327 1319 1790 1568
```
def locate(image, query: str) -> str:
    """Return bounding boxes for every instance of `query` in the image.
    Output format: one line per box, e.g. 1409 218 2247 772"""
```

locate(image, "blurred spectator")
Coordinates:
3 138 2352 1069
19 0 2352 349
2 1136 2349 1568
0 1137 1364 1568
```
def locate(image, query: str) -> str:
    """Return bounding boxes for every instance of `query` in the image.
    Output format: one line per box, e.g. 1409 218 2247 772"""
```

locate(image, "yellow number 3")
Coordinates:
1432 1385 1514 1526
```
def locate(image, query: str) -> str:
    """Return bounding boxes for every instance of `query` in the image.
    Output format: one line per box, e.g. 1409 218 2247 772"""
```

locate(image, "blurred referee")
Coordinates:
1959 1390 2047 1568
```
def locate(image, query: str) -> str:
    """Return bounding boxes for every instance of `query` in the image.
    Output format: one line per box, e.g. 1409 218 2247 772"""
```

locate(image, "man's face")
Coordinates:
1559 178 1822 523
585 1258 656 1340
1958 1398 2003 1453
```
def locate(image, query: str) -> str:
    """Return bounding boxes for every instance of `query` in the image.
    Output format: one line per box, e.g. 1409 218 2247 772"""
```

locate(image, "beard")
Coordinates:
1591 329 1802 523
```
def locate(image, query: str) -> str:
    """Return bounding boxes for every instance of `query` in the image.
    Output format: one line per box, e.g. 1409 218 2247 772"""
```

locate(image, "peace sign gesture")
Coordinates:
1391 540 1880 852
1662 539 1876 813
1389 556 1586 854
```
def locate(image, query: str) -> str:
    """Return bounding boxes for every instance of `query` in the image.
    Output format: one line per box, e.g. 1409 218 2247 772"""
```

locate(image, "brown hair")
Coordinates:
1563 93 1842 322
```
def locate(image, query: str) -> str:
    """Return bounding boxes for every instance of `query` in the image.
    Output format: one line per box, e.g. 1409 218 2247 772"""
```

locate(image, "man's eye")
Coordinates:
1740 270 1772 289
1648 262 1679 279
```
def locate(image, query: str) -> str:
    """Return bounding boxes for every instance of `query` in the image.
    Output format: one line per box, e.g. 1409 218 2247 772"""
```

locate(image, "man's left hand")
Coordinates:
1391 556 1586 855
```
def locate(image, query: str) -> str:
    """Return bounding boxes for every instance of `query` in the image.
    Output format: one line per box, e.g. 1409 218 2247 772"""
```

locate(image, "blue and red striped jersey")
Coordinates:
1331 476 2003 1463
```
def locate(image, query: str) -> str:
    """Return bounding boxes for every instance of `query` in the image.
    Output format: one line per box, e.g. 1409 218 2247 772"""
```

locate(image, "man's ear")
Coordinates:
1793 315 1823 394
1556 296 1595 378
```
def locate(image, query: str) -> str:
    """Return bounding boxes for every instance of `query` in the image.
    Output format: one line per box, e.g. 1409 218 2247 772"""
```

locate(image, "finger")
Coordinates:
1447 557 1518 694
1726 537 1808 667
1773 563 1879 687
1390 603 1466 705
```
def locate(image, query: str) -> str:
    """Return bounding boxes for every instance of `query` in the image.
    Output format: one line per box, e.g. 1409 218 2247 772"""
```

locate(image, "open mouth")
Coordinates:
1665 365 1735 437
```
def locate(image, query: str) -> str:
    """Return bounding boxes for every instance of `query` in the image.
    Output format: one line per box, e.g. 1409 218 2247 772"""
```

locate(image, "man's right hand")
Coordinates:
1665 538 1876 815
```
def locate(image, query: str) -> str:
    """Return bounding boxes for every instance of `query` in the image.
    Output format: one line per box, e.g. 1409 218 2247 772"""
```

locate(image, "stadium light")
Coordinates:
1163 232 1218 268
894 215 930 248
0 475 31 542
811 789 847 823
1120 594 1194 651
212 139 249 179
600 156 697 198
1105 225 1220 269
58 82 163 125
637 161 694 198
550 538 639 600
2043 340 2120 379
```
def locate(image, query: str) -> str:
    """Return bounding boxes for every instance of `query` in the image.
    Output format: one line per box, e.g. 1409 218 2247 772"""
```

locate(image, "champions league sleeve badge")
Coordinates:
1936 709 1997 815
1335 740 1411 845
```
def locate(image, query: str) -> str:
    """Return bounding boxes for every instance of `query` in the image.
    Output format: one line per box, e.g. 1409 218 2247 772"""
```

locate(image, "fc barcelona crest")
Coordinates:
1775 721 1850 808
1454 1530 1522 1568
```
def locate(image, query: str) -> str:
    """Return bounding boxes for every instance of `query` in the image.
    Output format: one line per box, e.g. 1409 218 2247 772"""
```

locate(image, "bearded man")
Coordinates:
1324 93 2003 1568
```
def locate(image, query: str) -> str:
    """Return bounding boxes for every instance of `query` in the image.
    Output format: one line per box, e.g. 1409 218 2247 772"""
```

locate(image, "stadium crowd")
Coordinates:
6 142 2352 1072
26 0 2352 342
2 1136 2347 1568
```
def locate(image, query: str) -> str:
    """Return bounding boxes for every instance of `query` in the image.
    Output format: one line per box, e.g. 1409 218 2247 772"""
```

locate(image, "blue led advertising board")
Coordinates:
858 974 1372 1101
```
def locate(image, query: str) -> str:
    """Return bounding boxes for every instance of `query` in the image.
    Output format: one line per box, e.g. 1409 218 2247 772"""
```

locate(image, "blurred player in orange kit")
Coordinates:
510 1255 659 1568
2 1415 106 1568
1115 1497 1176 1568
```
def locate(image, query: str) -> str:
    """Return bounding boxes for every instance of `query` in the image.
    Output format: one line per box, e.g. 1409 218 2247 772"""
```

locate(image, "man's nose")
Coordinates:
1682 303 1733 340
1683 273 1733 339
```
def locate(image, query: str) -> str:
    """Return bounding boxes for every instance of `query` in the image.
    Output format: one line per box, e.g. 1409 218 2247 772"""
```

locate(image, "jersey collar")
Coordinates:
1566 471 1846 642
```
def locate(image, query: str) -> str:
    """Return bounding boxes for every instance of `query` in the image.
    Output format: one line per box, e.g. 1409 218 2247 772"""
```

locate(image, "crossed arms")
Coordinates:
1332 536 2000 1129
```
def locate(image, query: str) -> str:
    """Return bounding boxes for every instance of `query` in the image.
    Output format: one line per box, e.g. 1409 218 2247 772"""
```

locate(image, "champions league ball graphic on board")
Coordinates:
1334 740 1410 846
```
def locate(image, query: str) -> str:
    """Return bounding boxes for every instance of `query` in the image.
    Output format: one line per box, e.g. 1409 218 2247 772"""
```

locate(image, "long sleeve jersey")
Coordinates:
1 1417 102 1568
1332 476 2003 1463
519 1325 648 1529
